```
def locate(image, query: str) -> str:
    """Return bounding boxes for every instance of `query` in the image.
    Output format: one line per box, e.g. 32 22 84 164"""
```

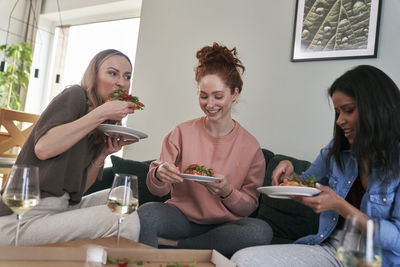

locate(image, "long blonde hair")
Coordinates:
81 49 132 113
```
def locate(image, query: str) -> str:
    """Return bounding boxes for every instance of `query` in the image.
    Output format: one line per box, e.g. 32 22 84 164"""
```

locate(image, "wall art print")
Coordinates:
291 0 382 62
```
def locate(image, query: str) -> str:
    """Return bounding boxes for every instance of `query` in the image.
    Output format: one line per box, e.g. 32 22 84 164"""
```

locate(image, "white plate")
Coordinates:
257 186 321 199
180 173 223 183
97 124 148 141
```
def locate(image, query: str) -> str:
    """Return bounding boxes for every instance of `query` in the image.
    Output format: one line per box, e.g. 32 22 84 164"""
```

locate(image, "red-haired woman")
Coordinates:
138 43 272 257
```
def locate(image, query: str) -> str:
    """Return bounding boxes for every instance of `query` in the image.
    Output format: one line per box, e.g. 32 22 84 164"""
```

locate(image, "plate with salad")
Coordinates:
257 175 320 199
180 164 223 183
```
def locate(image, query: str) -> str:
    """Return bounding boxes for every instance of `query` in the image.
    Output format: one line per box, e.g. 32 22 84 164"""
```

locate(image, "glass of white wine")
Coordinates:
2 165 40 246
107 173 138 245
336 216 382 267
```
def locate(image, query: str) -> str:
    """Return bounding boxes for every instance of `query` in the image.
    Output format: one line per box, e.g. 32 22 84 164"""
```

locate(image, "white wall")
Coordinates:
125 0 400 162
24 17 56 115
0 0 31 46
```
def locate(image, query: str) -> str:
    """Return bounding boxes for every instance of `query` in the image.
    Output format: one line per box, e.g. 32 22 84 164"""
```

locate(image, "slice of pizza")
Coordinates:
183 164 214 177
279 175 316 187
108 88 145 110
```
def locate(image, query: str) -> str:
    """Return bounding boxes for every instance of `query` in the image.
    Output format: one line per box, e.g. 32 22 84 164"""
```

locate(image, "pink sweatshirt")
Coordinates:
147 117 266 224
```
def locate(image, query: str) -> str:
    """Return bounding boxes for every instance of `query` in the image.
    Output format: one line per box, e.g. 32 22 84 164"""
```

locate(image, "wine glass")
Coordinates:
2 165 40 246
106 173 138 245
336 216 382 267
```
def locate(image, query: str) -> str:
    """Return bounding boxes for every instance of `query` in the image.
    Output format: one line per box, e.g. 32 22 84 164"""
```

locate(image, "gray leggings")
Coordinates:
231 229 344 267
137 202 273 258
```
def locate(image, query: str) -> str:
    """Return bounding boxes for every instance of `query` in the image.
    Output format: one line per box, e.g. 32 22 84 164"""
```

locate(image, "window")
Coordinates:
63 18 140 89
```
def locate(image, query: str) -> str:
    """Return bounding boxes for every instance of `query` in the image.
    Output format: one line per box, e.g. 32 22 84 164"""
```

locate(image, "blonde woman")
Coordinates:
0 49 140 245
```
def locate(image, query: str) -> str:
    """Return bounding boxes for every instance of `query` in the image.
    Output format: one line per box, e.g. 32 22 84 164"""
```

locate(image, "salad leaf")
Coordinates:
287 175 316 187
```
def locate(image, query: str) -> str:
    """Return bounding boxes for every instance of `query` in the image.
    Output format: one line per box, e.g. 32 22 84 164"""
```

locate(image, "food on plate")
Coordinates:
106 255 196 267
106 256 143 266
279 175 316 187
108 88 145 110
183 164 214 177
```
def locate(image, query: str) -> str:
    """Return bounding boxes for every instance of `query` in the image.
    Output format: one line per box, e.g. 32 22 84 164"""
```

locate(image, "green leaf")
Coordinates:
300 0 373 52
0 42 33 110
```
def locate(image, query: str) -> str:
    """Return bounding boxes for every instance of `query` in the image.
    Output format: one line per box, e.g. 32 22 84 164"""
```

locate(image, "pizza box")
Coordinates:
0 246 105 263
106 248 236 267
0 246 236 267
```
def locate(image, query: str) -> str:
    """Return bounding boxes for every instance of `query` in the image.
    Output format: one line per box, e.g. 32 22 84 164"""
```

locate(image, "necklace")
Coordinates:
205 117 235 137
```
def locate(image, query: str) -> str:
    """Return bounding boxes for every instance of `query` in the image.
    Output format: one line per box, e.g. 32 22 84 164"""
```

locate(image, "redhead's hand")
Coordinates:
291 183 344 214
155 162 184 184
95 100 137 121
271 160 295 186
199 175 233 198
101 136 137 157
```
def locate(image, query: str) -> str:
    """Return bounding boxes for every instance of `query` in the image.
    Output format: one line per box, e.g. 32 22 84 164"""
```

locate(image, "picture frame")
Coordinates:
291 0 382 62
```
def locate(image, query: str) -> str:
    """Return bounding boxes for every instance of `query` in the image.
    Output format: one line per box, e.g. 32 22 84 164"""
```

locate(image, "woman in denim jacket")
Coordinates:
231 65 400 267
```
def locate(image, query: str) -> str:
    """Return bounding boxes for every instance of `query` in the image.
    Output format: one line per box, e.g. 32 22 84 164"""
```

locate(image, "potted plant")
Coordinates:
0 42 33 111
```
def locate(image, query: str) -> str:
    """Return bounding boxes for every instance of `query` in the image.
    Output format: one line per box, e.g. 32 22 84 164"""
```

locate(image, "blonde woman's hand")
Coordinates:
100 136 138 157
271 160 295 186
95 100 137 121
155 162 184 184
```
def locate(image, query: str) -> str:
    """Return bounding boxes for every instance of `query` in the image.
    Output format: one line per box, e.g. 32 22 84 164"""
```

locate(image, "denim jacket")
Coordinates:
295 141 400 267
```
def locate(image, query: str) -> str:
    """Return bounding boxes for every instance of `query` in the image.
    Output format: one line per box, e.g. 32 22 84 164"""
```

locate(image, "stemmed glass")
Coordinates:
336 216 382 267
2 165 40 246
106 173 138 245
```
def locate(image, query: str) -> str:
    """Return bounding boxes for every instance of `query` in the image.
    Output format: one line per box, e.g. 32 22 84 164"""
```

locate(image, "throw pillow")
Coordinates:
248 148 275 218
84 167 115 195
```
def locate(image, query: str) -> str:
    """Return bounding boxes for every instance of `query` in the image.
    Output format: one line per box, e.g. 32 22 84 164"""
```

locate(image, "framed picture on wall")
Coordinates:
291 0 382 62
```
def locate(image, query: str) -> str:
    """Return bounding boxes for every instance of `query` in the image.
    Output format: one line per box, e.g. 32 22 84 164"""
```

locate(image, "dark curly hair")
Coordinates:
328 65 400 177
194 42 245 94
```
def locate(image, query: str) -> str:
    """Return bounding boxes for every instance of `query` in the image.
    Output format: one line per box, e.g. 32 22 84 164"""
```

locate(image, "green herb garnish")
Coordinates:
107 255 143 266
166 262 196 267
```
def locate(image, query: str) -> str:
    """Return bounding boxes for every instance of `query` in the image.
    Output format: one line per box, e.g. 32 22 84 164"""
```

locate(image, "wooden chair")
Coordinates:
0 108 40 188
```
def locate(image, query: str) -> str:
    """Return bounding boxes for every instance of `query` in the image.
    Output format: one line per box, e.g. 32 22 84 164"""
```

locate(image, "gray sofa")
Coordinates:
86 148 319 244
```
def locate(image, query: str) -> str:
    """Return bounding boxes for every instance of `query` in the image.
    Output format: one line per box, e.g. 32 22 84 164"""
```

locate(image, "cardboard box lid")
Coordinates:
0 247 236 267
107 248 236 267
0 246 106 263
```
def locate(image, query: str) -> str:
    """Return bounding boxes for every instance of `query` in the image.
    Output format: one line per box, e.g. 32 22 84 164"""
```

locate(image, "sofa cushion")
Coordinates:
84 167 115 196
261 148 275 167
248 148 275 218
257 154 319 244
110 155 170 205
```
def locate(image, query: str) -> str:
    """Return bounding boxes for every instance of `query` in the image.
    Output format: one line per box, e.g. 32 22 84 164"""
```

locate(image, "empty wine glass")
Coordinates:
336 216 382 267
106 173 138 245
2 165 40 246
